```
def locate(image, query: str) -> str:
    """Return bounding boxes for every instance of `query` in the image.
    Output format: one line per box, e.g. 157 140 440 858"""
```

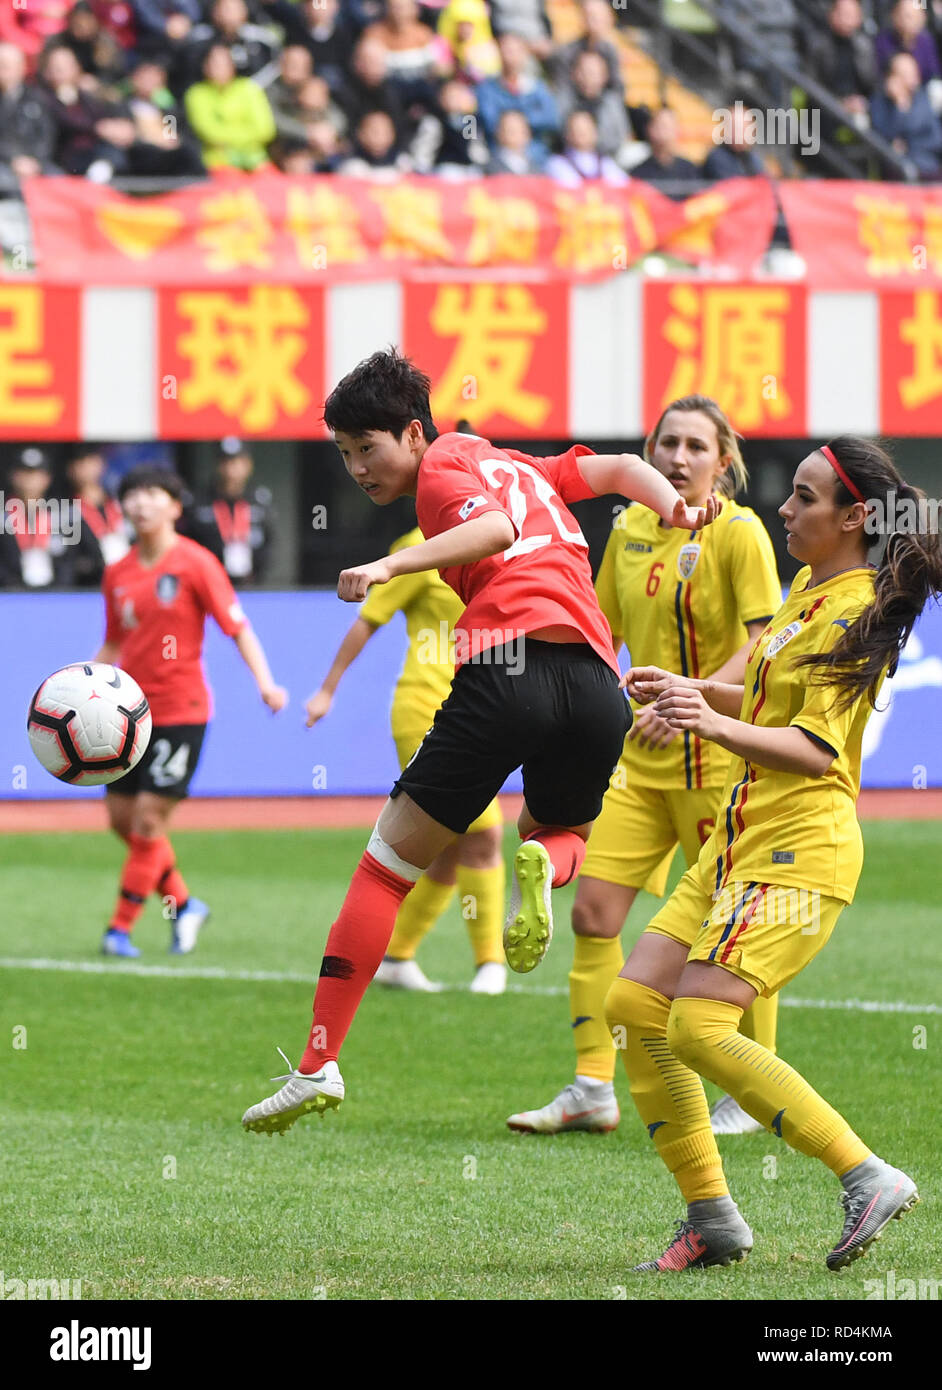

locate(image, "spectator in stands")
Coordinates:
807 0 877 126
339 108 412 176
361 0 439 83
476 32 559 157
870 50 942 178
306 117 345 168
545 108 629 186
715 0 800 112
87 2 139 55
295 75 348 141
123 53 205 175
67 445 132 587
0 449 72 590
554 48 631 159
432 0 500 83
337 36 409 141
411 77 489 174
260 44 314 141
184 42 276 170
875 1 941 86
56 2 127 87
131 0 200 54
0 43 59 196
183 440 275 585
551 0 622 94
0 1 72 73
486 106 544 173
37 43 137 179
487 0 552 61
257 0 355 92
702 103 767 178
631 107 700 195
185 0 279 88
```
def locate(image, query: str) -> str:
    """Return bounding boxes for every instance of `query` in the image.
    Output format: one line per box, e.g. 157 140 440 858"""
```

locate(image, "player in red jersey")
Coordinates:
94 468 287 958
242 349 718 1135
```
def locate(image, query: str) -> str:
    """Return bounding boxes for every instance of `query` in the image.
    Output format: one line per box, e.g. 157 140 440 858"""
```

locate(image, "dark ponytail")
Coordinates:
797 436 942 710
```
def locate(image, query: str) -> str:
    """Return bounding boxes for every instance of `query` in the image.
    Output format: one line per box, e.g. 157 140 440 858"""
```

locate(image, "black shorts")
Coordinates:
392 640 632 835
106 723 206 800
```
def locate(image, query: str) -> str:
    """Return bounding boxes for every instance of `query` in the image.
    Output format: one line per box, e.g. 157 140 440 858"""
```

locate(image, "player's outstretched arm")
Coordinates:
234 625 288 712
337 512 516 602
653 687 833 777
624 665 746 719
305 616 378 727
577 453 719 530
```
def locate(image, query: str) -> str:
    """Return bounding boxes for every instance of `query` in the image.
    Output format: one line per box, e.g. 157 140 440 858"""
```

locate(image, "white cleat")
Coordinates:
372 958 443 992
507 1080 619 1134
470 961 507 995
170 896 210 955
503 840 554 973
242 1051 345 1136
710 1094 764 1135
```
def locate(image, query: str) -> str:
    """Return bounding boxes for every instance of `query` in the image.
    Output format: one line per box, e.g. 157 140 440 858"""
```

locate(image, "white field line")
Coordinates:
0 956 939 1014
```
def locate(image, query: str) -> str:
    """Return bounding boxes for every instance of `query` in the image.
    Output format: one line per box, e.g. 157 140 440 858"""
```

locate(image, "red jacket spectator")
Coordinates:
89 1 139 49
0 1 72 69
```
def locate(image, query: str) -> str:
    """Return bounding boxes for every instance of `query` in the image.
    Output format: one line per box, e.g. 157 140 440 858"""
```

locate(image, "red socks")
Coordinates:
109 834 169 932
300 851 416 1073
524 828 586 887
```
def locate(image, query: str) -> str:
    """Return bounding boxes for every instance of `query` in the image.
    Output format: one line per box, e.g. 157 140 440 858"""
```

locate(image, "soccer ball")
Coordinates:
27 663 152 786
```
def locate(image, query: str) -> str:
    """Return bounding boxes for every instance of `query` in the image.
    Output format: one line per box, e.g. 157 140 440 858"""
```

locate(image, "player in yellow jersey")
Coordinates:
507 396 782 1136
305 526 507 994
604 436 940 1271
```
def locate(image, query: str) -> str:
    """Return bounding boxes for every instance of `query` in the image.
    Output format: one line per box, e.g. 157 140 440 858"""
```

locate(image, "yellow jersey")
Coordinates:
595 498 781 791
700 565 883 905
358 527 462 720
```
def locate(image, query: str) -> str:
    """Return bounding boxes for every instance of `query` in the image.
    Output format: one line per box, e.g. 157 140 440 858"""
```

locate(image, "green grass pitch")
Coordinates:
1 821 938 1301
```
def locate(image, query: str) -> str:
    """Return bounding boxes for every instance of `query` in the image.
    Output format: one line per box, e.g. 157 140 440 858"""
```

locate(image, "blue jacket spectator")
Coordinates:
476 32 559 154
870 52 942 179
131 0 200 43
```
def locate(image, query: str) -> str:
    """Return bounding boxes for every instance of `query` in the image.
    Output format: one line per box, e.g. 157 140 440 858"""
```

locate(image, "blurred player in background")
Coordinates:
0 448 72 589
67 444 132 588
183 438 275 586
306 523 507 995
95 466 286 958
606 438 940 1272
507 397 782 1137
242 348 718 1135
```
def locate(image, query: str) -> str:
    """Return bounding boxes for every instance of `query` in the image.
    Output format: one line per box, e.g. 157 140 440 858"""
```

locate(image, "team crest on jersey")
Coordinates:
677 544 701 580
765 620 802 658
156 573 179 604
459 494 488 520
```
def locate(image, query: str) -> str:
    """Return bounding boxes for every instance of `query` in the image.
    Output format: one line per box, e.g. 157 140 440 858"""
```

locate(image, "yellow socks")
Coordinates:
386 873 455 960
739 992 779 1054
605 977 727 1201
570 935 623 1082
457 863 505 965
668 997 871 1174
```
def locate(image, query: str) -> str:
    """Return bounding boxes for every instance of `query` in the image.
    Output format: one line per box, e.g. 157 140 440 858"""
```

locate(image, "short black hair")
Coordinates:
323 348 439 442
117 466 184 502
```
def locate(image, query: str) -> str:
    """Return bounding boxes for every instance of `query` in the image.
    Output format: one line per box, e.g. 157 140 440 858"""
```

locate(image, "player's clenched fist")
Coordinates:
653 687 720 739
261 684 289 713
337 558 394 602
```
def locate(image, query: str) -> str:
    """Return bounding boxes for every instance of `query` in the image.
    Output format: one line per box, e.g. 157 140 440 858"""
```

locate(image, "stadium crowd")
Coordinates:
1 0 941 193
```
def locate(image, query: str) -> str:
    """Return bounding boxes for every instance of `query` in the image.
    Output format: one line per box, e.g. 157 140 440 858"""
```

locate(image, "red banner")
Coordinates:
404 280 568 437
778 182 942 289
23 175 776 286
157 285 326 438
0 285 79 439
643 282 807 437
881 289 942 434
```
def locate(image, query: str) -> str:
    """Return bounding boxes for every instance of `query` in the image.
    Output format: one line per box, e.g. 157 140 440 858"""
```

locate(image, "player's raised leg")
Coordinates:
502 805 592 975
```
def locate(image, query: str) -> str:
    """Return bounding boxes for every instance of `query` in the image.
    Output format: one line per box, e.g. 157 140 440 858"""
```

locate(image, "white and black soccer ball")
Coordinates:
27 663 152 786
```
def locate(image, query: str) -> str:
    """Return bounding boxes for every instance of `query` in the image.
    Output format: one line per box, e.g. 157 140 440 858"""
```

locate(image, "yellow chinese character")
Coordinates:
465 186 539 265
664 190 729 259
285 185 367 268
660 286 793 432
176 287 310 431
369 185 452 260
553 189 627 273
429 284 549 430
899 291 942 410
0 287 63 427
196 190 274 271
854 195 919 278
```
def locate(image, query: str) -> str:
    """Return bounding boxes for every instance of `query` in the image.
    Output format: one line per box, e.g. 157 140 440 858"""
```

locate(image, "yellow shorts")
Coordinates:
644 866 845 997
393 722 503 834
581 772 723 897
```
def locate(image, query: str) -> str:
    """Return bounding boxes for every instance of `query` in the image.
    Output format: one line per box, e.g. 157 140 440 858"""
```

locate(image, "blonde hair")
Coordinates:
644 395 747 499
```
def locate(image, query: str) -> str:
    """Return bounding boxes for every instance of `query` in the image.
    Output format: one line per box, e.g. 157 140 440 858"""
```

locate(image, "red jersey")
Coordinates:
415 433 618 672
103 535 247 725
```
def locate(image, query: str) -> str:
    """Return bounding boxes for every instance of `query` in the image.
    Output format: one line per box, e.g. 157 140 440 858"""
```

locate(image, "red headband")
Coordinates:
821 445 866 505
